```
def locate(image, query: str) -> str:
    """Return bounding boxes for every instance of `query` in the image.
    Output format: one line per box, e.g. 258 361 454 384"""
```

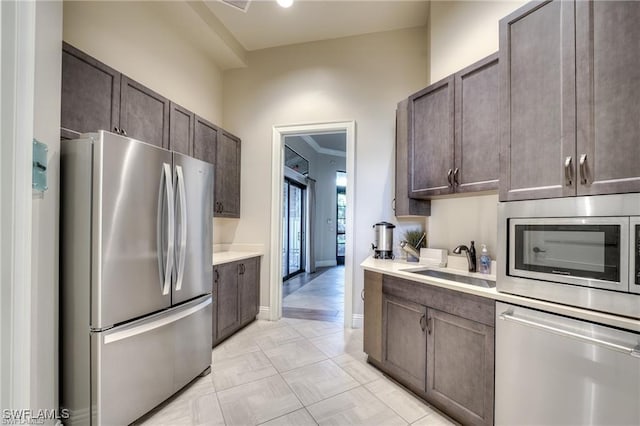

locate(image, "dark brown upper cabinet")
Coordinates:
61 42 242 217
169 102 195 156
454 53 500 193
408 76 455 198
215 131 241 218
61 42 120 140
193 115 218 165
193 116 241 218
500 0 640 201
119 76 170 149
575 1 640 195
408 53 499 199
395 99 430 216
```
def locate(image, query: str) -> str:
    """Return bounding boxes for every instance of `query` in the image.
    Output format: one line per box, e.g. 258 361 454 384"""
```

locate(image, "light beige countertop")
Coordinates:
361 256 640 333
213 244 264 266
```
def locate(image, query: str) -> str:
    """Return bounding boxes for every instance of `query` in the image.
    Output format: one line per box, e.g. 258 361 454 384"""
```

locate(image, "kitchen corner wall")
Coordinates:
222 27 430 321
426 1 527 260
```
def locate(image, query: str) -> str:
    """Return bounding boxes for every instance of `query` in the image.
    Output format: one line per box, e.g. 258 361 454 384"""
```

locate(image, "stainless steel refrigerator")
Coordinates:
60 131 213 425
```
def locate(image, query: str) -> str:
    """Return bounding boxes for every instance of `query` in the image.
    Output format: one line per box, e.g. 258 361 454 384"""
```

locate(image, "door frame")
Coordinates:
0 0 36 410
282 177 306 280
270 121 356 327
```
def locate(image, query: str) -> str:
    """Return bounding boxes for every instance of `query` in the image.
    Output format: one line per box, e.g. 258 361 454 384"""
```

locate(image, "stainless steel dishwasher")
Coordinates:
495 302 640 425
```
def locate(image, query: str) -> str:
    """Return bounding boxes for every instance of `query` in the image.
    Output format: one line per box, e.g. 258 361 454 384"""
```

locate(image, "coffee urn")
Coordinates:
372 221 395 259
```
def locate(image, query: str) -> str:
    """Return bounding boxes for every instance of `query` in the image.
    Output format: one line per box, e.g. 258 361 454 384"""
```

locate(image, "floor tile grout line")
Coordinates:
363 377 434 424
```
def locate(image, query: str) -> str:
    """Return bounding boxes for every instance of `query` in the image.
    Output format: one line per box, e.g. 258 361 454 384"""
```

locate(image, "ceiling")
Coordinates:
204 0 430 51
286 132 346 157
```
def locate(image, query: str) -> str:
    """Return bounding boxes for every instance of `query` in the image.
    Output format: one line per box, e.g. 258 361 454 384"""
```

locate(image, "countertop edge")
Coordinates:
213 251 264 266
361 257 640 333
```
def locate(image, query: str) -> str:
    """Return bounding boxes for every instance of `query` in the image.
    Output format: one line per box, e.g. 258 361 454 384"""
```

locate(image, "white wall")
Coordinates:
223 27 429 316
31 1 63 416
426 1 526 260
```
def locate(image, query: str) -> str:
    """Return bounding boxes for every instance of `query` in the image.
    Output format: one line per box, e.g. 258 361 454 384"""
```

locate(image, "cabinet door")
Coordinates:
61 42 120 139
169 102 194 156
454 53 500 193
239 257 260 325
408 76 455 198
499 0 576 201
119 76 170 148
215 262 240 341
576 1 640 195
382 294 426 392
426 309 494 426
193 115 217 165
215 131 241 218
395 99 430 217
363 271 383 363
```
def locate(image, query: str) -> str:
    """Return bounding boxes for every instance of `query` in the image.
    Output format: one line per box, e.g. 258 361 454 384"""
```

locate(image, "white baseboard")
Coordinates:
316 260 338 267
257 306 271 321
351 314 363 329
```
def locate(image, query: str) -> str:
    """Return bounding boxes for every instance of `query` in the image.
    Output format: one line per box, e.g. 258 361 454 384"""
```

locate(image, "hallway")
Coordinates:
283 266 344 322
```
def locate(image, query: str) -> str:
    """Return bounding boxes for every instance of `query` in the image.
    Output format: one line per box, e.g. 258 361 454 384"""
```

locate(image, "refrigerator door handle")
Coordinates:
103 297 212 345
175 165 188 291
161 163 175 296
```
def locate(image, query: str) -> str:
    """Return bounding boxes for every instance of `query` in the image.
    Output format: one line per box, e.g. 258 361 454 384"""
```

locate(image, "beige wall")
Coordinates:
31 0 63 415
63 1 224 124
223 27 429 316
426 1 526 259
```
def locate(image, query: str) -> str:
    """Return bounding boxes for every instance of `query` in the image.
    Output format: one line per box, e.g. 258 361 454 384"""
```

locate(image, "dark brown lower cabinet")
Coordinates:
363 271 383 363
381 294 427 393
427 309 495 426
213 256 261 346
239 257 259 325
377 274 495 426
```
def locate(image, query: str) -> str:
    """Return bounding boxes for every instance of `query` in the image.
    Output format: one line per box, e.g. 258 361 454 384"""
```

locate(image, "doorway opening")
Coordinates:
271 123 354 325
336 171 346 266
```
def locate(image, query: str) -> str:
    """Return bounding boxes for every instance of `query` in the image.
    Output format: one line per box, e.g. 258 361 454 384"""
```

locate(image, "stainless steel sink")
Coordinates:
405 268 496 288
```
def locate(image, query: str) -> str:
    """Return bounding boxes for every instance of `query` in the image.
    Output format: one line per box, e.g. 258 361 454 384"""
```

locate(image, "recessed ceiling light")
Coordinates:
277 0 293 8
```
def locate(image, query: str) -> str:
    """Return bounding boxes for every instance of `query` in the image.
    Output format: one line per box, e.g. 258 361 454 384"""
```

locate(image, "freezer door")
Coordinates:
93 296 212 425
172 152 214 304
495 302 640 425
93 131 173 328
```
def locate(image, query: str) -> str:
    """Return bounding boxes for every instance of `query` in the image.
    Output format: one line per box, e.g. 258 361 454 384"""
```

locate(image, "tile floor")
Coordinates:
283 266 345 322
138 318 458 426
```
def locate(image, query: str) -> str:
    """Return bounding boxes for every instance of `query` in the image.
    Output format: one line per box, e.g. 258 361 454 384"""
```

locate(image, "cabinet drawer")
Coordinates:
382 275 494 327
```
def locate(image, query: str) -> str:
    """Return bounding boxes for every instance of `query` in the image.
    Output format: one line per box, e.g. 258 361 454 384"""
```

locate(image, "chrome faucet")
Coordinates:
453 241 477 272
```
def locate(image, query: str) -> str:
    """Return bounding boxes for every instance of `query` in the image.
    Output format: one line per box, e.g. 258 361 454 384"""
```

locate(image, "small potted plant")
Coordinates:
403 229 427 262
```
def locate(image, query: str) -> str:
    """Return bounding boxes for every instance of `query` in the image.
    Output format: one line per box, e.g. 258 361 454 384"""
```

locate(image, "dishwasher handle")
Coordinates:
499 310 640 358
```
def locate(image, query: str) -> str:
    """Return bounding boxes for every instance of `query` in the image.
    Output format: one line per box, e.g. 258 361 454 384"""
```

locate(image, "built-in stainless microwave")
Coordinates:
498 194 640 320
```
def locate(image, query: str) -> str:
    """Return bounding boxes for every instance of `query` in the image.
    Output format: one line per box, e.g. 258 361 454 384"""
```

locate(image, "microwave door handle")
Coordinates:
499 310 640 358
175 165 187 292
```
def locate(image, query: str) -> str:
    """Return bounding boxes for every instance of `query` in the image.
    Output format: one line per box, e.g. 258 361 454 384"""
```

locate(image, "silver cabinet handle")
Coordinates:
579 153 588 184
427 316 432 334
447 168 453 187
392 198 396 213
419 314 426 332
500 310 640 358
564 156 573 186
161 163 174 296
453 168 460 186
361 289 365 301
174 165 187 292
